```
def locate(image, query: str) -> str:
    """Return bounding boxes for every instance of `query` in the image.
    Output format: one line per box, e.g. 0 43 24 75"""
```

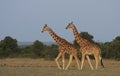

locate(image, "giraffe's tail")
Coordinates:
99 56 104 68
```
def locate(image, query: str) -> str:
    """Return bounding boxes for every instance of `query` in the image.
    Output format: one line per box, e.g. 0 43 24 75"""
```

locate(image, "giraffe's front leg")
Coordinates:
62 54 65 70
86 55 94 70
55 53 62 69
81 54 85 70
65 55 73 70
74 55 80 70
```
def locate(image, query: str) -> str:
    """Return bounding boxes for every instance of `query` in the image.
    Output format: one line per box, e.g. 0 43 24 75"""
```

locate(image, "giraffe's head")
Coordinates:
66 22 75 30
42 24 50 33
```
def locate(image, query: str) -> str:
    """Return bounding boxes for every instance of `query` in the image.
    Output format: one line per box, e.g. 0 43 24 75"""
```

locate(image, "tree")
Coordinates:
32 40 46 57
80 32 94 43
102 36 120 60
19 45 35 58
112 36 120 60
44 44 58 60
0 36 19 58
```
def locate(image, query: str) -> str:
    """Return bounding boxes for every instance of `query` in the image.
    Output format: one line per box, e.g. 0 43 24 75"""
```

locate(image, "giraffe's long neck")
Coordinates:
47 28 63 45
72 26 88 47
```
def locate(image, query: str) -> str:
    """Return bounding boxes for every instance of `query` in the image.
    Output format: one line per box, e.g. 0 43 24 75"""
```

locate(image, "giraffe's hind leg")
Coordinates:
94 54 99 70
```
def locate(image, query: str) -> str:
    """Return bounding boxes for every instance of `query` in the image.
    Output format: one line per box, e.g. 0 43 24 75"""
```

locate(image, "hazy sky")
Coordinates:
0 0 120 42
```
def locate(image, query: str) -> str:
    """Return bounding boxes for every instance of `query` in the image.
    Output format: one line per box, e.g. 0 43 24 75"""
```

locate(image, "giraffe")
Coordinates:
41 24 80 70
66 22 104 70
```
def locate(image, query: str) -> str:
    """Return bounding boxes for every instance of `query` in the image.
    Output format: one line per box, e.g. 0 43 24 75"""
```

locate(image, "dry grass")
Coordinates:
0 58 55 67
0 58 120 76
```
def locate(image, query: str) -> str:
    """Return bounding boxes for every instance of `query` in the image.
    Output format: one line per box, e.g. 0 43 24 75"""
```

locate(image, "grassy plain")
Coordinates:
0 58 120 76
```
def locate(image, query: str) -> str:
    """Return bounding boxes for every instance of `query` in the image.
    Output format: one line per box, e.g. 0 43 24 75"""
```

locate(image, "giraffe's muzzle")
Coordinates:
66 27 68 29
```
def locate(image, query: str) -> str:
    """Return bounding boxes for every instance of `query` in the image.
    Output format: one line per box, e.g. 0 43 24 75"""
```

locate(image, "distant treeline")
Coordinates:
0 32 120 60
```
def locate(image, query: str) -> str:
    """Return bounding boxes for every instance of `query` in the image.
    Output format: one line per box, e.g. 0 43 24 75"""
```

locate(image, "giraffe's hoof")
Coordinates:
80 68 83 70
91 69 94 70
64 68 68 71
58 67 62 70
63 68 65 70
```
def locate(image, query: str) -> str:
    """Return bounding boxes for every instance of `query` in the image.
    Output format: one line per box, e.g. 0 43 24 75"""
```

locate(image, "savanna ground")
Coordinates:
0 58 120 76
